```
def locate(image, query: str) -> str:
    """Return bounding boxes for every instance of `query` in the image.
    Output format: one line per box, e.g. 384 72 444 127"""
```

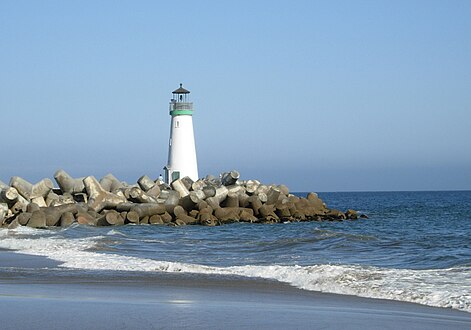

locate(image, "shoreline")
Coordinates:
1 250 470 329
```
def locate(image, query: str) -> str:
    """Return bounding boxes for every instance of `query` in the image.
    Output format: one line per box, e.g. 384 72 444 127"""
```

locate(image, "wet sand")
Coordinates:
1 250 470 329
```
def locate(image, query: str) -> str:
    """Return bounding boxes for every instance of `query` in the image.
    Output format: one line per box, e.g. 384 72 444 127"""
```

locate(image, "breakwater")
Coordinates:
0 170 365 228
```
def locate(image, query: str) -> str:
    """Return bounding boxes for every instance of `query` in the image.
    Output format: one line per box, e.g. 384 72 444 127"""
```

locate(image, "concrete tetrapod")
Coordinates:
0 187 19 206
60 212 76 227
221 170 240 186
43 204 79 227
31 179 54 199
99 173 123 193
27 210 47 228
0 203 10 225
83 176 127 213
54 169 85 194
9 176 33 200
137 175 155 192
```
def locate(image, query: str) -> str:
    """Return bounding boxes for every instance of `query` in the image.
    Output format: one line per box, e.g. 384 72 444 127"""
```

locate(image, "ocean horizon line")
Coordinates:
303 189 471 194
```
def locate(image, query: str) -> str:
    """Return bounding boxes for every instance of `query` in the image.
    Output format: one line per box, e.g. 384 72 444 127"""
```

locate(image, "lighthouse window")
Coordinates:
175 121 180 128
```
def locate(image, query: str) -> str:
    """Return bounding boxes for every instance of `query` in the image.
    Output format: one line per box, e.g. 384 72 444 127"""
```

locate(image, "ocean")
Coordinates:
1 190 470 313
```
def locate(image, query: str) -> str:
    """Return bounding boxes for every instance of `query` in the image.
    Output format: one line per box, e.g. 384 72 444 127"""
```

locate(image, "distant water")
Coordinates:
1 191 470 312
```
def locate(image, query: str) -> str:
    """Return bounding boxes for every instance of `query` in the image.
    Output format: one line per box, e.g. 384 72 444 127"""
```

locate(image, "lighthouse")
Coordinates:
164 84 199 184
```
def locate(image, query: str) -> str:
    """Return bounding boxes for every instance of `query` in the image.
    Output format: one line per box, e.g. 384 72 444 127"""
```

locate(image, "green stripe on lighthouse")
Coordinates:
170 110 193 116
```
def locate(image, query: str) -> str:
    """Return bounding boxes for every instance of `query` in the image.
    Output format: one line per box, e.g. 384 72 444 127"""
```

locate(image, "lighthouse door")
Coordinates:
172 171 180 181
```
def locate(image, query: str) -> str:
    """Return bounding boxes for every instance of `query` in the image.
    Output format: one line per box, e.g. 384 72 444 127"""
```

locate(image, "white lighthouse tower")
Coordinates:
164 84 199 184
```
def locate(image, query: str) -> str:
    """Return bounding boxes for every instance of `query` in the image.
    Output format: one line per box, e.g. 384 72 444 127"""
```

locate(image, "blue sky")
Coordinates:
1 0 470 191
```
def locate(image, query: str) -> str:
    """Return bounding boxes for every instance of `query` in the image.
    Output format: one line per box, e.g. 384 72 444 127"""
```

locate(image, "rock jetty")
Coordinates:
0 170 366 228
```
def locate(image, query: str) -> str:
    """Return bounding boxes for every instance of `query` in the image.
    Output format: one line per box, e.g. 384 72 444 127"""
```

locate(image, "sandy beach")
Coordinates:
0 250 470 330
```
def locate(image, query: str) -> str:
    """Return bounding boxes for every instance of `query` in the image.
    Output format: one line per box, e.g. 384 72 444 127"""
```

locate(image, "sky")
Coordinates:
0 0 470 191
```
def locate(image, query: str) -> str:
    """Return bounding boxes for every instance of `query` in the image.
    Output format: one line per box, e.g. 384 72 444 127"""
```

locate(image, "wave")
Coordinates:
0 228 469 313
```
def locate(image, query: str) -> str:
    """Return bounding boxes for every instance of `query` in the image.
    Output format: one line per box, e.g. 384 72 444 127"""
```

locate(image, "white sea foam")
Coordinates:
106 229 128 237
0 228 470 312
